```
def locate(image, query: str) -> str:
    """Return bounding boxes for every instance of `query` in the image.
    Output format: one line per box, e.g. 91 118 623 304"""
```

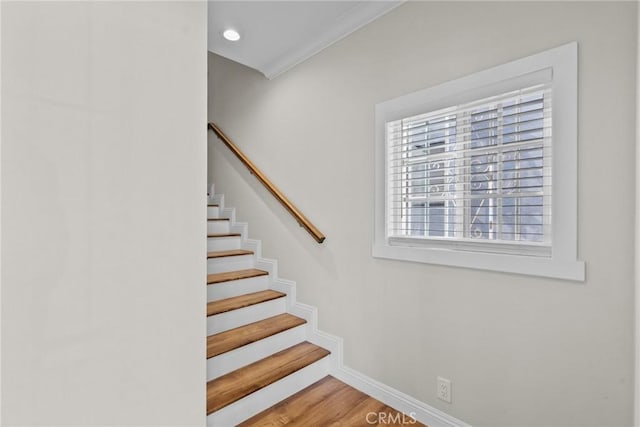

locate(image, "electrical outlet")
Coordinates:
437 376 451 403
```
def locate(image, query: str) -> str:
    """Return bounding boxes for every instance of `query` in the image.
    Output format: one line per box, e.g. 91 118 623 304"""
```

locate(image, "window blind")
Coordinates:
386 83 552 252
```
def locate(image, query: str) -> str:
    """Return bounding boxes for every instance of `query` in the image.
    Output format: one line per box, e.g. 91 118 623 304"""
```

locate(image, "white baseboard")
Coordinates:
334 365 471 427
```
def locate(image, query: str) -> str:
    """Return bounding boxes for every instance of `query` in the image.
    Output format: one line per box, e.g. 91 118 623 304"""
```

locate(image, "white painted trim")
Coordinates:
207 275 268 301
373 244 584 281
207 183 215 203
635 4 640 425
206 205 220 217
374 42 584 281
207 220 230 235
207 253 255 273
207 297 286 335
207 234 241 251
261 1 404 79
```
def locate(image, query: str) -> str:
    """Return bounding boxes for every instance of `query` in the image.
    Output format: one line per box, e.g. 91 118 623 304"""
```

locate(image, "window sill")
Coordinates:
372 242 585 281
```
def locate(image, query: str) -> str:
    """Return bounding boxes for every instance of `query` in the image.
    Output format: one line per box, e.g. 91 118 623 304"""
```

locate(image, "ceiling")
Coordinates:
208 1 402 79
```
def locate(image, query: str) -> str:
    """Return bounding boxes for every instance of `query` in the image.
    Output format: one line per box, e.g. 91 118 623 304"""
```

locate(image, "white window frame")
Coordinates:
373 42 585 281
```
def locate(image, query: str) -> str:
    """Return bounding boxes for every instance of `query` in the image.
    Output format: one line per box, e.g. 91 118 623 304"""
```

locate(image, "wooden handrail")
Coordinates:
208 122 326 244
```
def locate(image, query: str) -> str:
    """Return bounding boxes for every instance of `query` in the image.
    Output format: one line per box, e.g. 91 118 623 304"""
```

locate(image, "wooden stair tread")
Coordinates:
207 268 268 285
207 232 241 238
238 375 361 426
238 376 425 426
207 249 253 259
206 341 330 415
207 313 306 358
207 290 285 316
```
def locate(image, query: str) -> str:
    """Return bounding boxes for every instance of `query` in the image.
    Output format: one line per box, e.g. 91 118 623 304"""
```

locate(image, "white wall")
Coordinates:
209 2 636 426
0 2 4 423
633 4 640 427
2 2 207 425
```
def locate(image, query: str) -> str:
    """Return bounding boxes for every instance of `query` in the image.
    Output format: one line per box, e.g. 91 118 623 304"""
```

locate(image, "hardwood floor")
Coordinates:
239 376 425 426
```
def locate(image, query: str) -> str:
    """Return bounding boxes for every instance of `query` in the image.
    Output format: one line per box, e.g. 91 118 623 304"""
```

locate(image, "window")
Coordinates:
373 43 585 281
388 84 551 254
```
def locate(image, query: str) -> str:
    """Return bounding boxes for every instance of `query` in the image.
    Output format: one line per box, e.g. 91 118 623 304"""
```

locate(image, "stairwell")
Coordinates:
205 188 426 426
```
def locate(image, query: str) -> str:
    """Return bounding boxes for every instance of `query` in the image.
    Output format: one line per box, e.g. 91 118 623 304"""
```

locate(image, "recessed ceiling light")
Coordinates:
223 29 240 42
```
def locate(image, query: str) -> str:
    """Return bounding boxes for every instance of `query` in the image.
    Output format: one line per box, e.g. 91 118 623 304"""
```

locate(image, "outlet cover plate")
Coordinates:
437 376 451 403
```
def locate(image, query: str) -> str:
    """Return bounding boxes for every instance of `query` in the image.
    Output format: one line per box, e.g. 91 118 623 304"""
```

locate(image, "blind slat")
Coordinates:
386 83 552 243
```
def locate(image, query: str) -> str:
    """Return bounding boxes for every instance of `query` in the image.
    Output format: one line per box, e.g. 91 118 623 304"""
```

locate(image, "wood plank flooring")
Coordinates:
239 376 425 426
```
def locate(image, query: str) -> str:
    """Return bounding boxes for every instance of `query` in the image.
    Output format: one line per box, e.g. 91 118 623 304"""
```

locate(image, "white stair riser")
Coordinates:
207 206 220 218
207 276 269 301
207 220 230 234
207 298 286 335
207 236 241 252
207 324 307 381
207 356 331 427
208 255 254 274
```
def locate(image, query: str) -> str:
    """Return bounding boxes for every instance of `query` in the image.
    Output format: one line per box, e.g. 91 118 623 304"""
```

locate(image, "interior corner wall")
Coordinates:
0 1 4 422
1 2 207 425
636 2 640 426
208 2 636 426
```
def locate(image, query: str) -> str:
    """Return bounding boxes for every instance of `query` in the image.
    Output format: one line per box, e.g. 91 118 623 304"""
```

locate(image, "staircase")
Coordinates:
205 188 425 426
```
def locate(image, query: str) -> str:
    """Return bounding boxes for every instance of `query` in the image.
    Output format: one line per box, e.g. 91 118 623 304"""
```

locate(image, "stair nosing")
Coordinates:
207 249 253 259
206 341 331 415
207 290 285 316
208 232 242 238
207 268 268 285
206 313 307 359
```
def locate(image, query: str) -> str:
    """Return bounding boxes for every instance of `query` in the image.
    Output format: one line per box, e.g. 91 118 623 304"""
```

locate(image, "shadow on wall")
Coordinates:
209 134 341 281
